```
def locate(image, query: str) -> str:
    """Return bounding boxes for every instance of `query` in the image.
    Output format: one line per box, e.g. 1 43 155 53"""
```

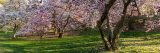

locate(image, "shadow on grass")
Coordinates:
78 28 99 36
121 32 160 38
0 32 103 53
0 32 14 40
1 31 160 53
0 39 103 53
0 44 26 53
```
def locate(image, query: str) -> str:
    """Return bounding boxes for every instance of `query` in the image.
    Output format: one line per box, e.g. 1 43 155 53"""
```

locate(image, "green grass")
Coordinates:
0 31 160 53
120 32 160 53
0 31 103 53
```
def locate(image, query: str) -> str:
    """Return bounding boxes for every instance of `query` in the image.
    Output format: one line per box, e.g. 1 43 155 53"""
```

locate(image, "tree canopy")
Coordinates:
0 0 160 52
0 0 7 4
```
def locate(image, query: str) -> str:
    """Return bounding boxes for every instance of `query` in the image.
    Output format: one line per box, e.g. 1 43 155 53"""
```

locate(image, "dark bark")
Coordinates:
111 0 132 50
57 28 62 38
97 0 132 51
62 16 70 30
58 16 70 38
57 28 63 38
40 35 43 39
97 0 117 26
58 33 63 38
97 0 117 51
98 27 111 50
107 29 113 44
133 0 141 15
128 0 141 31
52 11 70 38
13 23 19 33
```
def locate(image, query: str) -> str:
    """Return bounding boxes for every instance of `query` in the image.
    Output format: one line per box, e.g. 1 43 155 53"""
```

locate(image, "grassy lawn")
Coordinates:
0 31 160 53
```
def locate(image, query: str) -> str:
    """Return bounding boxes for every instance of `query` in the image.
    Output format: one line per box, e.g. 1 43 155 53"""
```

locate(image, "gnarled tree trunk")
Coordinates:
97 0 117 51
97 0 132 51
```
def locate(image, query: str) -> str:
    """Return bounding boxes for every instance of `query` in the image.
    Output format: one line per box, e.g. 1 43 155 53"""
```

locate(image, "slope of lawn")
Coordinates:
120 32 160 53
0 30 160 53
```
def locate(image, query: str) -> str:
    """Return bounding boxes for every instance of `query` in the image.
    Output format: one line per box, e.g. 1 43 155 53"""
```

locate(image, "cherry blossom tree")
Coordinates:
14 9 52 38
14 0 105 38
11 0 160 51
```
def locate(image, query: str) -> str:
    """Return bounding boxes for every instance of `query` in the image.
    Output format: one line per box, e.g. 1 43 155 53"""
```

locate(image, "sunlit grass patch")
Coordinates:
120 45 160 53
119 32 160 53
0 31 160 53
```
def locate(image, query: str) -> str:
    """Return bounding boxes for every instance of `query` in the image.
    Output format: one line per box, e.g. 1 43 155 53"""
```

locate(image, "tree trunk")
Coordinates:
107 28 113 45
57 28 62 38
13 23 18 33
98 27 111 50
58 33 63 38
97 0 132 51
111 33 120 50
111 0 132 51
40 35 43 39
57 16 70 38
97 0 116 51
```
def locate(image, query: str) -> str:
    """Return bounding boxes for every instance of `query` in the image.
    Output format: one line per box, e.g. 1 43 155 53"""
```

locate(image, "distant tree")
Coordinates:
14 9 52 38
14 0 104 38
